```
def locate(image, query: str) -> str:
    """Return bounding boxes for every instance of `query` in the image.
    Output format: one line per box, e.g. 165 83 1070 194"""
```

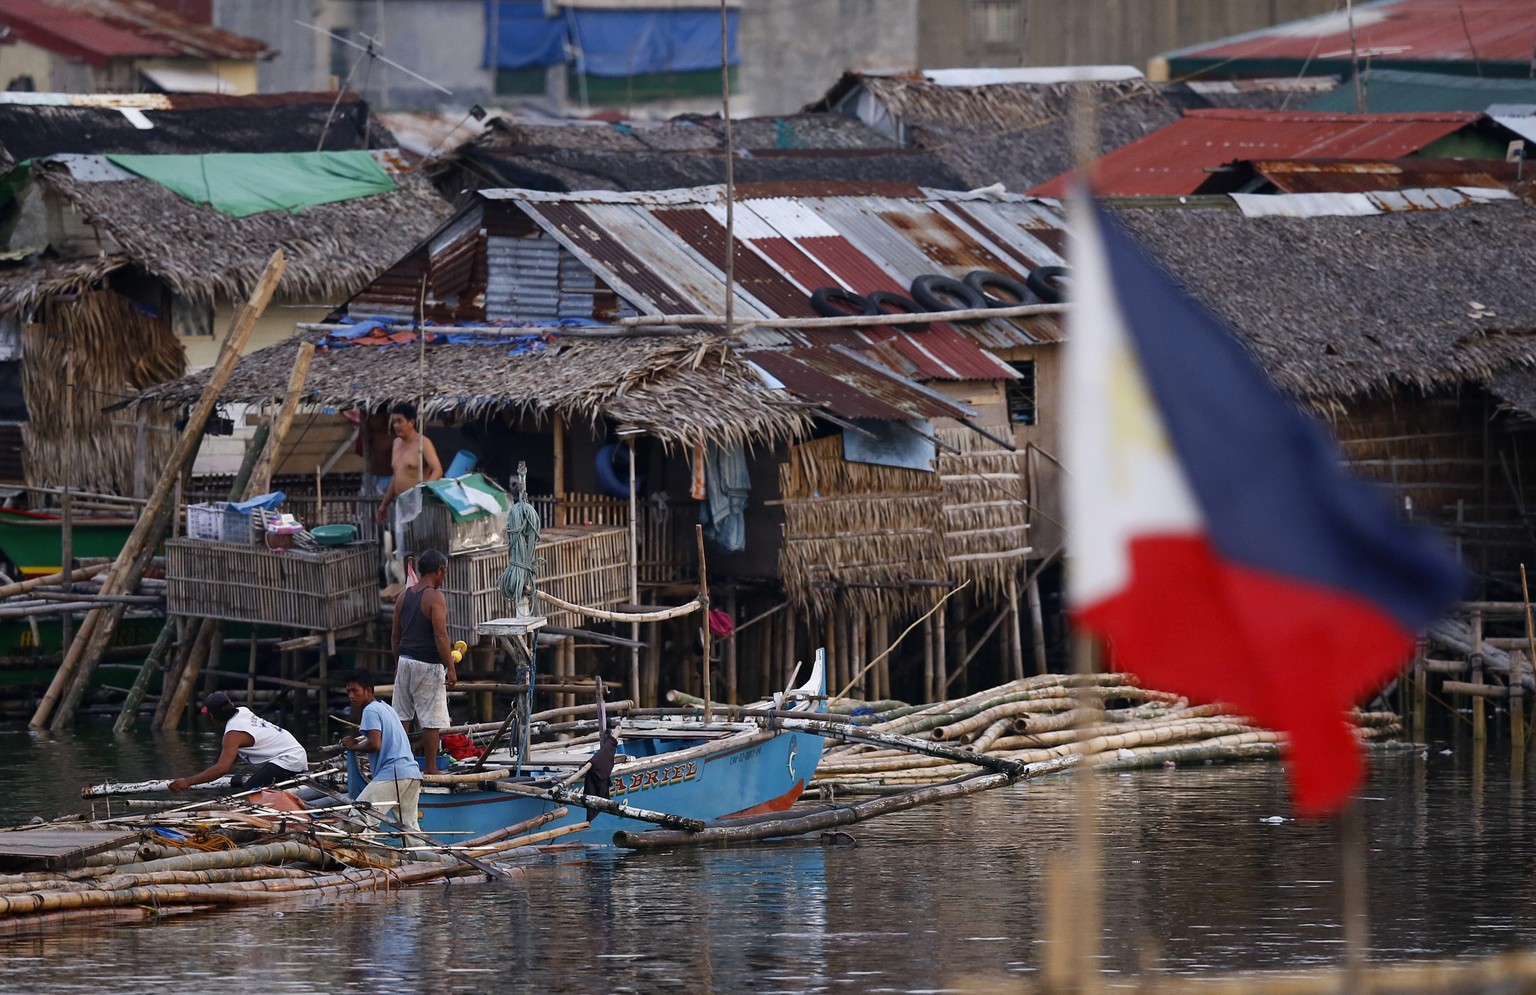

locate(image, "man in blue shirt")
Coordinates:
342 670 424 832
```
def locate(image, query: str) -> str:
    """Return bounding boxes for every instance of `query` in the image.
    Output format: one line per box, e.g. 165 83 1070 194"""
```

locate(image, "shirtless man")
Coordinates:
376 401 443 523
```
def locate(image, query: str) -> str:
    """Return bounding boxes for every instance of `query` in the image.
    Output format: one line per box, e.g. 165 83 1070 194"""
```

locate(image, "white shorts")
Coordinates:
392 654 450 730
358 775 421 833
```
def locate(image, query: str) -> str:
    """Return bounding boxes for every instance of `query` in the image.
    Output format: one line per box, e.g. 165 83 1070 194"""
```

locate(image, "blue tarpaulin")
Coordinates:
566 8 737 76
483 1 567 69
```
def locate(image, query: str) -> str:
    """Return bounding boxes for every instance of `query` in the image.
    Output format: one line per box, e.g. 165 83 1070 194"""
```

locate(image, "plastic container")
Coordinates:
445 450 478 478
311 523 359 547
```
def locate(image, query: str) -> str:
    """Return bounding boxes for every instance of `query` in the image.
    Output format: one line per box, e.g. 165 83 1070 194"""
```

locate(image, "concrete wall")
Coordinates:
917 0 1339 73
330 0 494 109
740 0 919 114
0 39 55 92
214 0 327 93
186 298 329 477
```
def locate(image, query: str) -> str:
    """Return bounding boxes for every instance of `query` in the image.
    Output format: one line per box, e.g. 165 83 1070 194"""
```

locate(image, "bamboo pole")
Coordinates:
627 435 640 707
696 525 712 724
248 341 315 495
615 756 1078 850
616 300 1067 329
35 250 287 730
553 415 566 527
111 619 177 734
0 563 109 601
1007 574 1026 681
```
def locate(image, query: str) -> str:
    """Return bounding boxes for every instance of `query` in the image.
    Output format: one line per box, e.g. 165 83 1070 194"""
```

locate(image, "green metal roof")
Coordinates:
1305 69 1536 113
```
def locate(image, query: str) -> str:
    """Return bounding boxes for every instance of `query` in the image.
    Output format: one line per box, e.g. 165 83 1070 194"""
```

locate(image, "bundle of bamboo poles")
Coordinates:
0 786 534 929
801 673 1400 794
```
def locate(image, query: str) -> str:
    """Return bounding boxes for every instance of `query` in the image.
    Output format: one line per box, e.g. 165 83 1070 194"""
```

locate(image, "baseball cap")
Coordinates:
201 691 234 715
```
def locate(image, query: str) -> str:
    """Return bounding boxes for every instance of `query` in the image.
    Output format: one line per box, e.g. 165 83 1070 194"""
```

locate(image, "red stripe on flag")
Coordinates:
1075 535 1414 816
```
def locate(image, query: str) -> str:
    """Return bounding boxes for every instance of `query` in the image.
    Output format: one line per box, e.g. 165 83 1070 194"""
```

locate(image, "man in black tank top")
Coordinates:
390 549 456 774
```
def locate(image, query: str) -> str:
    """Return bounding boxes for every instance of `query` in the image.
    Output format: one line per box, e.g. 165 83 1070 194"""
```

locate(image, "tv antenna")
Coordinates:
298 20 455 151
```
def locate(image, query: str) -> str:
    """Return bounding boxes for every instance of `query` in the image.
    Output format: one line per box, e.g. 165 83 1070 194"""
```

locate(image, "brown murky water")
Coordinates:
0 722 1530 993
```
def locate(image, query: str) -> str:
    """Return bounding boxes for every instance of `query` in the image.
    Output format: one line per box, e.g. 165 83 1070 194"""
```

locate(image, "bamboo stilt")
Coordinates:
36 251 286 730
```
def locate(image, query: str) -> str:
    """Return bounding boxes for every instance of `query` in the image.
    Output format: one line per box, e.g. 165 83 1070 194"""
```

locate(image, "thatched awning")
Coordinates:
131 334 811 447
1112 199 1536 403
30 159 452 305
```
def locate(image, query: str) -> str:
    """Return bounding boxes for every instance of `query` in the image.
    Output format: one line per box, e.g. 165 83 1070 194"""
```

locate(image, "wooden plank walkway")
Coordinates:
0 828 138 869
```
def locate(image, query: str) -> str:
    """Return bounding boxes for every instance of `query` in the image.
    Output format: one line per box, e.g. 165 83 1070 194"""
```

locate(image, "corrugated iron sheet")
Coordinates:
506 185 1070 375
1172 0 1536 66
1252 157 1521 193
1031 110 1480 198
744 348 973 421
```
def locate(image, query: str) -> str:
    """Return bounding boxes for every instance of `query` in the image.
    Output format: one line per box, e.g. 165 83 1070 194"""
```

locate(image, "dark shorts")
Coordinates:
232 762 305 792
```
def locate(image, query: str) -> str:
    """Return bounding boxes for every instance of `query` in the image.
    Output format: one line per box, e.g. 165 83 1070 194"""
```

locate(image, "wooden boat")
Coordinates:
0 507 135 578
406 651 828 847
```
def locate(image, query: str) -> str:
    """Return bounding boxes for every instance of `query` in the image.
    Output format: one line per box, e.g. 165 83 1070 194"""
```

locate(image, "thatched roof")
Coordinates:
436 113 965 198
0 93 395 173
132 333 812 447
1111 198 1536 403
29 157 453 305
810 75 1179 193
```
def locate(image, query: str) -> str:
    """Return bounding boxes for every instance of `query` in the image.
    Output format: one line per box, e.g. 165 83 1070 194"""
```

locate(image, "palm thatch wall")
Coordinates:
22 290 183 492
935 425 1030 594
778 435 948 617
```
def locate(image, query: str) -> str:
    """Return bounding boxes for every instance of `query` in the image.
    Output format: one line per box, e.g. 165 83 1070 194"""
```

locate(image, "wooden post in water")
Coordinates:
1007 573 1026 681
921 616 934 703
933 600 946 700
1473 609 1486 744
58 356 77 658
725 588 738 705
1412 639 1427 742
1027 573 1048 675
626 434 640 708
695 525 712 722
1512 651 1526 766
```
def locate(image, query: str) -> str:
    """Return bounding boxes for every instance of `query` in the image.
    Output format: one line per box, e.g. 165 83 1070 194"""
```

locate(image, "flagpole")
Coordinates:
1044 75 1105 995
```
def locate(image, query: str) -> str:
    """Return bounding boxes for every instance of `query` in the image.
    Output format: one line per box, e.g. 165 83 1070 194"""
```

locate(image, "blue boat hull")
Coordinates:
419 727 824 846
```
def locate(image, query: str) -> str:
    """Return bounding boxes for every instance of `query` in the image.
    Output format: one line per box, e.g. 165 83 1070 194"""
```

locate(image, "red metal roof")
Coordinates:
0 0 268 66
1172 0 1536 67
1030 109 1481 198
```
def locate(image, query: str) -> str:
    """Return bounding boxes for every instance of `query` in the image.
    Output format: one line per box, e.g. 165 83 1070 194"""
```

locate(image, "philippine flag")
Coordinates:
1064 199 1464 817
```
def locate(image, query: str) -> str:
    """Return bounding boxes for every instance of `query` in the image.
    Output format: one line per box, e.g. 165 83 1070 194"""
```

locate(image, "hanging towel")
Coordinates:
700 442 749 553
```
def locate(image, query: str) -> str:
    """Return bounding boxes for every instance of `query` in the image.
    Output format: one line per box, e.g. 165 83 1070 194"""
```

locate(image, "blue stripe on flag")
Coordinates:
1090 202 1463 628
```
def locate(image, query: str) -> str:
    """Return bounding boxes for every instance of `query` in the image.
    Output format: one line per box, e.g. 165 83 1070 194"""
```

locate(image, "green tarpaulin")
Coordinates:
422 473 509 523
105 150 397 217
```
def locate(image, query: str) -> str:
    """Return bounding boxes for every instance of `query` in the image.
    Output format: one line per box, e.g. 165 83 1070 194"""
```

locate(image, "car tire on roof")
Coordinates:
910 274 986 313
1026 266 1071 304
809 287 879 318
963 270 1036 308
865 291 931 333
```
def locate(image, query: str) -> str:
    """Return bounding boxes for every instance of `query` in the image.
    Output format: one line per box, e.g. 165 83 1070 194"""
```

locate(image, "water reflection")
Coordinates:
1 728 1535 992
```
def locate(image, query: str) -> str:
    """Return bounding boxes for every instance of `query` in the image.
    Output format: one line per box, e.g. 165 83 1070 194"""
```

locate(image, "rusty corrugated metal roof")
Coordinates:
1250 157 1521 192
1165 0 1536 72
744 347 975 422
1031 109 1481 198
492 184 1066 377
0 0 270 65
